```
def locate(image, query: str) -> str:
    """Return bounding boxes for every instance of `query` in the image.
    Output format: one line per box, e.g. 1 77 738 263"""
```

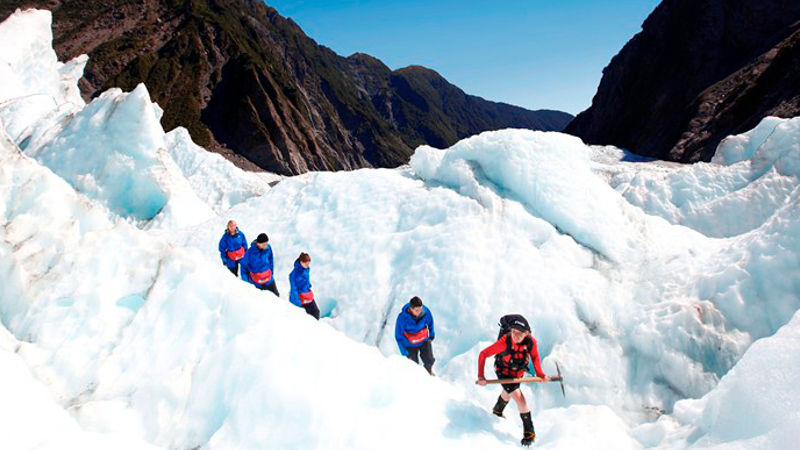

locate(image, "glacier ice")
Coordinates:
1 8 799 450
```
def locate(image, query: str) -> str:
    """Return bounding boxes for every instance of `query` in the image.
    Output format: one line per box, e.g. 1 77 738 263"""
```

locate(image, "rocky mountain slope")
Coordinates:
0 0 571 174
565 0 800 162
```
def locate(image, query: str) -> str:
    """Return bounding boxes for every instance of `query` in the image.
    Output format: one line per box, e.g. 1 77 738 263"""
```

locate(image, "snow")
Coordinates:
713 116 800 178
0 9 84 108
410 131 656 263
0 323 160 450
164 127 280 214
596 116 800 238
1 8 799 450
634 309 800 449
15 83 215 227
0 9 85 147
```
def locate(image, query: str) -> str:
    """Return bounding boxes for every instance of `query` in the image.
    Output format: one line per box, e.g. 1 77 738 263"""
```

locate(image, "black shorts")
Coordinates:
496 370 521 393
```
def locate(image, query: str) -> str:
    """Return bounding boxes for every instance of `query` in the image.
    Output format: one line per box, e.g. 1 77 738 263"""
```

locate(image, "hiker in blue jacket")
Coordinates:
395 296 436 375
240 233 279 296
289 252 319 320
218 220 247 276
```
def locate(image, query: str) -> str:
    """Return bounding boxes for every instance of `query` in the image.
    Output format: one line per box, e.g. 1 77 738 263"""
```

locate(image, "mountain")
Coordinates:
565 0 800 162
0 0 572 175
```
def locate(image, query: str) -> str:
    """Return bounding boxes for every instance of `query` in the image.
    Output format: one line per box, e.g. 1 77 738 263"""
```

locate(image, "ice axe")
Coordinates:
477 361 566 398
554 361 565 397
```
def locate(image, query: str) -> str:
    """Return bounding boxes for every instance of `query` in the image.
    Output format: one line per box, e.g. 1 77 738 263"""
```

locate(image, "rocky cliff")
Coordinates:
565 0 800 162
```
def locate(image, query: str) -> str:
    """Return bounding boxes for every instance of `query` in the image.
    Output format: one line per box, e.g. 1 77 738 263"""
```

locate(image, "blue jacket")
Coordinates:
288 260 312 307
240 242 275 285
218 228 247 269
395 303 435 356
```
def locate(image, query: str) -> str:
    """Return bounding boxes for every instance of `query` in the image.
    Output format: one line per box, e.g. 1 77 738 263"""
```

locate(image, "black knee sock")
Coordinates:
521 411 534 431
492 395 509 416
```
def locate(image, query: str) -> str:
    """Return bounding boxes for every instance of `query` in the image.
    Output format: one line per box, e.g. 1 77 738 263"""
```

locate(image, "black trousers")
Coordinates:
257 281 280 296
406 340 435 372
302 301 320 320
227 261 239 276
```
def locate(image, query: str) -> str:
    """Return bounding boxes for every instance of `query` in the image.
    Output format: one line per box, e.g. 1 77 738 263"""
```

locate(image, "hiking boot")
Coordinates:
520 412 535 446
521 431 536 446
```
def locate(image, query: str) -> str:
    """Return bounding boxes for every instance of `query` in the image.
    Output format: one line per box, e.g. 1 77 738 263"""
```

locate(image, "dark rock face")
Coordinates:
1 0 572 174
565 0 800 162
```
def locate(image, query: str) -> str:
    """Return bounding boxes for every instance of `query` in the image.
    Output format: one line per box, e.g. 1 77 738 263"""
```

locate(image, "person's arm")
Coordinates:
240 251 252 283
477 337 507 379
395 314 411 356
268 246 274 273
529 339 546 378
218 235 229 264
288 270 301 307
427 309 435 340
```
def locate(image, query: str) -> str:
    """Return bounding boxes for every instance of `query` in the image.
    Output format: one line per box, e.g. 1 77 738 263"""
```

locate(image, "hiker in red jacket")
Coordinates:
476 315 550 447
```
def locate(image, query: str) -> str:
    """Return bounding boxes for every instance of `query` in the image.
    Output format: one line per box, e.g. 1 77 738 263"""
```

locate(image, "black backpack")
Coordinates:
497 314 530 340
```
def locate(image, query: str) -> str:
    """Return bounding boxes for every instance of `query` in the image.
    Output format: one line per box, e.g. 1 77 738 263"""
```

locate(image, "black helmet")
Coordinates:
506 315 531 332
256 233 269 243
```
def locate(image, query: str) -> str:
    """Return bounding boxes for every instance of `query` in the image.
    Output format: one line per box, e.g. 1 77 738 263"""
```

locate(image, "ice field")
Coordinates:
1 9 799 449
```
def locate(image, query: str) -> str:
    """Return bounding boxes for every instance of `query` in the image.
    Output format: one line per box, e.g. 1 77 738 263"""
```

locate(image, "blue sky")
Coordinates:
265 0 661 115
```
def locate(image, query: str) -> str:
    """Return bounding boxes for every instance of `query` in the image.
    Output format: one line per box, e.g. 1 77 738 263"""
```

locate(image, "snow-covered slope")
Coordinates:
1 8 799 450
595 115 800 239
634 309 800 449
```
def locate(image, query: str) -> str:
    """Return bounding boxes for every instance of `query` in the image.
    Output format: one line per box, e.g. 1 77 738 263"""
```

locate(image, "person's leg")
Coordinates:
228 262 238 276
520 410 535 446
509 389 529 413
420 340 435 375
508 390 535 446
406 346 420 363
265 281 280 296
492 394 509 417
303 301 320 320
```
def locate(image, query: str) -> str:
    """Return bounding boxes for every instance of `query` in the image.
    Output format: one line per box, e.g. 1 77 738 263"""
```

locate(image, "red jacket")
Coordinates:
478 334 545 379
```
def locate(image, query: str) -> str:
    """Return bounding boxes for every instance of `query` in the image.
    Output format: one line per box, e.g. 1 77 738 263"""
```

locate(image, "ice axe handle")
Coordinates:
478 376 561 384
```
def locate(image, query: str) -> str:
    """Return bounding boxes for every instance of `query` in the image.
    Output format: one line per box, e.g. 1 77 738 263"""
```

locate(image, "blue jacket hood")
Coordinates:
400 302 429 320
247 241 274 255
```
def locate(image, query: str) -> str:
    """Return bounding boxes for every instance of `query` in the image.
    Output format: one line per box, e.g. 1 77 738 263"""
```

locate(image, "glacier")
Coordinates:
1 8 799 450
